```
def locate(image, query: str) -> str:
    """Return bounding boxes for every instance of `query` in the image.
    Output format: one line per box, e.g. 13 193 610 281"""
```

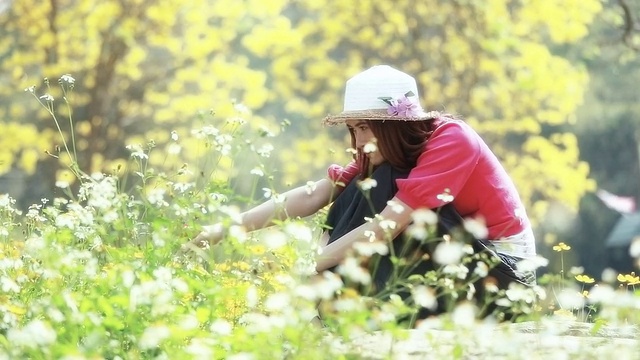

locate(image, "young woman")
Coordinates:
185 65 536 315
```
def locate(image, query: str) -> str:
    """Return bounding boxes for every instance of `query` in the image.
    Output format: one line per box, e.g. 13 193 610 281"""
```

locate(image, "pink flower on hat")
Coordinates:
380 91 423 118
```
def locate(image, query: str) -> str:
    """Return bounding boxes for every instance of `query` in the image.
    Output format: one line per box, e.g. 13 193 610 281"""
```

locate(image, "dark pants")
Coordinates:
324 163 533 320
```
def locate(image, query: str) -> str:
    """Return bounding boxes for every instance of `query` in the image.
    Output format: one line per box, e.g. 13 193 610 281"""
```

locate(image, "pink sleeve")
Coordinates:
327 160 359 187
396 122 481 209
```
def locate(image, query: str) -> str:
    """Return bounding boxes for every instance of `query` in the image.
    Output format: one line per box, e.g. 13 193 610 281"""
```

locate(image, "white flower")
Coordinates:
262 188 273 199
263 229 287 250
1 276 20 293
505 283 538 304
337 257 371 285
234 103 250 114
442 264 469 279
126 144 148 159
209 192 228 203
314 272 344 300
556 288 585 310
229 225 247 243
304 181 317 195
516 255 549 272
363 230 377 241
55 213 77 230
238 313 275 333
59 74 75 84
167 143 181 155
172 182 192 193
436 189 454 203
363 142 377 154
7 319 57 348
412 285 437 310
0 194 12 208
569 266 585 275
256 143 274 157
152 232 166 247
170 130 179 141
153 266 173 282
47 308 65 323
473 261 489 278
24 85 36 93
353 241 388 257
139 325 171 349
264 292 290 312
358 178 377 191
147 188 168 207
333 298 362 312
387 200 406 214
379 219 397 231
463 218 488 239
193 125 220 137
285 222 312 243
630 237 640 258
246 286 259 308
210 319 233 335
250 167 264 176
179 314 200 330
39 93 54 102
185 339 215 358
406 224 429 241
586 284 616 305
433 241 464 265
451 302 477 327
601 268 618 283
122 270 136 288
411 209 438 225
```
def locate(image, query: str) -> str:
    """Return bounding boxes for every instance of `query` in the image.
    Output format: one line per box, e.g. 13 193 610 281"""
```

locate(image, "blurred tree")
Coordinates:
0 0 299 207
557 0 640 276
610 0 640 51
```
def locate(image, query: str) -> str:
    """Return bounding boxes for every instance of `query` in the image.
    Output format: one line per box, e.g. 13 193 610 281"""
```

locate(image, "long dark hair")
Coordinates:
348 117 447 175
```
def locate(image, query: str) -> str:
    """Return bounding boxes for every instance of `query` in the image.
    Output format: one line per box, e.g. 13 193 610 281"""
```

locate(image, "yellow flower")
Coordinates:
618 272 640 284
213 263 231 272
248 244 266 255
552 242 571 252
192 266 210 277
553 308 576 320
581 290 589 298
6 304 26 315
232 261 251 272
626 273 640 285
575 274 595 284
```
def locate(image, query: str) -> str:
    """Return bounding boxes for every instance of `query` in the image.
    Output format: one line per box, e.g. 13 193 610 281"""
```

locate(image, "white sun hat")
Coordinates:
323 65 440 125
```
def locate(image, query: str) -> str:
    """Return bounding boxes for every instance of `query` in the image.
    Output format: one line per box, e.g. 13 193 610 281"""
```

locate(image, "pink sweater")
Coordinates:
328 120 530 240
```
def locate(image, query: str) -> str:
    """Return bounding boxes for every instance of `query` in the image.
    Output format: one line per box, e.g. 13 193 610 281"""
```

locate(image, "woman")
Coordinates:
186 65 536 314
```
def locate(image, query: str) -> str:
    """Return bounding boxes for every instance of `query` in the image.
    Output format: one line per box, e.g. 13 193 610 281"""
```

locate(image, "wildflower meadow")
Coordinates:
1 76 639 359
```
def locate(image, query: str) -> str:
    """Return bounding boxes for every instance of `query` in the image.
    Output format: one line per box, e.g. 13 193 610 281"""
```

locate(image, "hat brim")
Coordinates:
323 109 441 126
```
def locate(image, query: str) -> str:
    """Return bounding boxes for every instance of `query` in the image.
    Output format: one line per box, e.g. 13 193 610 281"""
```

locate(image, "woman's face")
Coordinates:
345 119 385 166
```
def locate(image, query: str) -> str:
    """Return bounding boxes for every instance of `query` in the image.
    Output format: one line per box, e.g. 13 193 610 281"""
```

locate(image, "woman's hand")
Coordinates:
179 223 224 254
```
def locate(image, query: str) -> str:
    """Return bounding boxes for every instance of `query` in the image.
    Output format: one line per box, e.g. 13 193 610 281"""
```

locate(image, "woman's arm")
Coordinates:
189 178 341 247
240 178 340 230
315 196 414 271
